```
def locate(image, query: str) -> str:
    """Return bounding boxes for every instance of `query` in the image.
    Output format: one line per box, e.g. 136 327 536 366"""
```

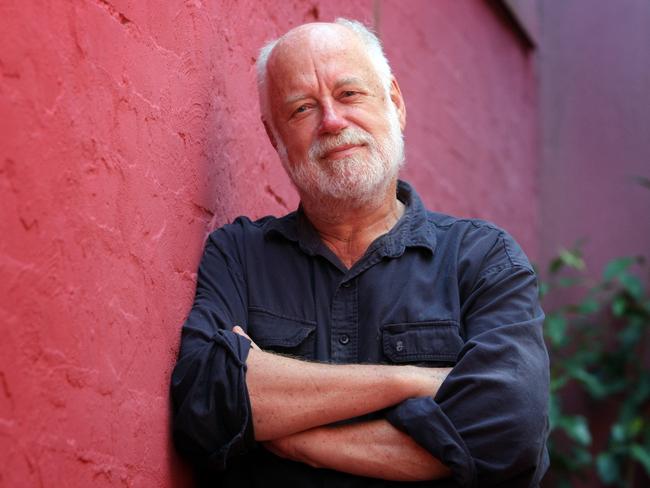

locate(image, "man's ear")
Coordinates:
262 119 278 150
389 77 407 131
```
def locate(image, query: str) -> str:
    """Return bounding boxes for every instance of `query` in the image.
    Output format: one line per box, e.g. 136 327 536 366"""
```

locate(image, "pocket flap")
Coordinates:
248 309 316 348
382 321 463 363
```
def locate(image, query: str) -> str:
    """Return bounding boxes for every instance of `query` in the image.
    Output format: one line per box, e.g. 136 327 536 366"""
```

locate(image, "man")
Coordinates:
171 19 550 487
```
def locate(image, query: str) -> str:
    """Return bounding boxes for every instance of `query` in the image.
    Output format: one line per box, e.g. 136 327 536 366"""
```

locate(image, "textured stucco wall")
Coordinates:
0 1 370 486
0 1 537 486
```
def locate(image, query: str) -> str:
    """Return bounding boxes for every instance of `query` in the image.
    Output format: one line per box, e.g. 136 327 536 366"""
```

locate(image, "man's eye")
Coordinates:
294 105 309 115
342 91 357 97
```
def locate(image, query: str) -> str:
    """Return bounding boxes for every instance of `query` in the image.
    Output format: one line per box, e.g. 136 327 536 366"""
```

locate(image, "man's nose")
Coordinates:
318 101 348 135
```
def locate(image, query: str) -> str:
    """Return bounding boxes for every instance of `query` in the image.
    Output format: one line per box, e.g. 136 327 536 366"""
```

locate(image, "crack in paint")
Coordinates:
0 372 12 401
19 216 39 231
96 0 132 26
264 184 288 210
191 201 214 219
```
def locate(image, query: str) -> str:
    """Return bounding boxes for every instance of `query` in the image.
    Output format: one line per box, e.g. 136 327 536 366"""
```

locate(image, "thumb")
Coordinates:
233 325 260 350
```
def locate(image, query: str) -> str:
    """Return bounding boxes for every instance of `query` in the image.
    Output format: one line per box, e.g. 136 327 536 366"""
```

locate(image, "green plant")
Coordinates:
541 248 650 487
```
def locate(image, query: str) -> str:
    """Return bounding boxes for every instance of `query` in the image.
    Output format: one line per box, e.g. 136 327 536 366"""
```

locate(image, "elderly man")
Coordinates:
171 19 549 488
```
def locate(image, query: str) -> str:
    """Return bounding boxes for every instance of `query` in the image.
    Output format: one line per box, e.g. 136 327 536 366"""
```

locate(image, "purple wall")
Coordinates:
539 0 650 273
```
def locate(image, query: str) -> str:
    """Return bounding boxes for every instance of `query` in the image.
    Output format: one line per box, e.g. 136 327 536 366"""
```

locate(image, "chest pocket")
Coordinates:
381 320 463 365
247 308 317 360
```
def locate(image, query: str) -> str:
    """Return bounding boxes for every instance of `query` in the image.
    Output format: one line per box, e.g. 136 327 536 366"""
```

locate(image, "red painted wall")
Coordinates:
0 1 537 486
383 0 539 258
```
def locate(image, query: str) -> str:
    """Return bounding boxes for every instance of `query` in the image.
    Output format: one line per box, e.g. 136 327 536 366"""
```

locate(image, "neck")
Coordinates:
300 180 404 269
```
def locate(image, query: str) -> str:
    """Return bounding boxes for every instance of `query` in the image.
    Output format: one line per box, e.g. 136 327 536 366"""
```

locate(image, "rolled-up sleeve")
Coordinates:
171 226 256 470
386 227 550 487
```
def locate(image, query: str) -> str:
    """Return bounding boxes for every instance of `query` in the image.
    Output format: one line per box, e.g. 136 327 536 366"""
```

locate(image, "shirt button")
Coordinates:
395 340 404 352
341 281 351 288
339 334 350 345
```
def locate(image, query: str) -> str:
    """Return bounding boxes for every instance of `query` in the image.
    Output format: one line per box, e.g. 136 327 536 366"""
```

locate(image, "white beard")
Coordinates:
276 102 405 209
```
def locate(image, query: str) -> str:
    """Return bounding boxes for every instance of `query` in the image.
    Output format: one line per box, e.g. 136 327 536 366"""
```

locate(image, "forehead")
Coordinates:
266 25 380 98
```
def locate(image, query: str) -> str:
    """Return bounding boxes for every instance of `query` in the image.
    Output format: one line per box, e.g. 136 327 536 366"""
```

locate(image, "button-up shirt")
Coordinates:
171 180 550 487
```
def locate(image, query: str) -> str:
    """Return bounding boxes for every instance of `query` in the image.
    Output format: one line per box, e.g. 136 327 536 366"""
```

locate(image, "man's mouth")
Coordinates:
321 143 365 160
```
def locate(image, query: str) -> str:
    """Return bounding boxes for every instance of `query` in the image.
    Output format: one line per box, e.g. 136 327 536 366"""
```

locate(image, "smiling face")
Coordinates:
264 23 406 207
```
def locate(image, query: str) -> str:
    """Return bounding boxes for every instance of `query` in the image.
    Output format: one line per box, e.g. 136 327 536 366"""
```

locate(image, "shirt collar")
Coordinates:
396 179 436 254
262 180 436 256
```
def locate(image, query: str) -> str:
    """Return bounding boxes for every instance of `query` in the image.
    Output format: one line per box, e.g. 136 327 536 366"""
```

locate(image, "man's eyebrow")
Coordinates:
284 93 311 105
284 77 370 105
334 77 367 89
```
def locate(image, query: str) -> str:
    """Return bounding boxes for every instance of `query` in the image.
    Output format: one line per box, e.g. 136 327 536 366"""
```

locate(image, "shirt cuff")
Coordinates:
172 329 255 470
209 330 255 469
385 396 476 487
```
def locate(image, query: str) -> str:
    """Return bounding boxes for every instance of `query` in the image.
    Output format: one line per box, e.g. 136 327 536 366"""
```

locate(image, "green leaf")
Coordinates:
609 418 644 445
629 417 644 437
571 446 593 468
604 257 635 281
571 348 601 364
550 374 570 392
634 375 650 404
569 366 608 398
545 313 568 347
618 321 644 348
612 296 627 316
560 249 586 270
596 452 620 484
549 256 563 274
560 415 592 446
619 274 644 300
630 444 650 475
538 281 549 299
619 390 650 425
558 276 582 288
548 394 561 430
603 378 627 396
578 297 600 314
549 248 585 273
611 423 626 443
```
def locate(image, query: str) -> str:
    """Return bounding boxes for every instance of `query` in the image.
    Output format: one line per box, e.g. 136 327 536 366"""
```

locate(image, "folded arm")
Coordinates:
264 418 452 481
236 326 451 442
384 230 551 487
171 229 450 474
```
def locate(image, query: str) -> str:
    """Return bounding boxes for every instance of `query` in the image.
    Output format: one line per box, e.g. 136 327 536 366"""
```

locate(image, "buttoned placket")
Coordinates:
330 277 359 362
328 236 406 363
278 182 427 364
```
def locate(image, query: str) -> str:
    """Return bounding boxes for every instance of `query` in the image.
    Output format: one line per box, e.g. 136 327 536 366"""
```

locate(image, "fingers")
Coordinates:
232 325 249 339
233 325 261 350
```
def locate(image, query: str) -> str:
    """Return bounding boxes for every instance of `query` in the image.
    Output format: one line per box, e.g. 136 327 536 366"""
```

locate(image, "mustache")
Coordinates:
309 129 374 160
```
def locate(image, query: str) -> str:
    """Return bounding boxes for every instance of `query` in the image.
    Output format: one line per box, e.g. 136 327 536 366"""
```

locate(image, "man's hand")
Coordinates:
233 325 260 350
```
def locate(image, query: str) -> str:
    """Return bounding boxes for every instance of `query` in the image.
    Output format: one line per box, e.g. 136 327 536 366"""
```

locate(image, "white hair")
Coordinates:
255 18 393 124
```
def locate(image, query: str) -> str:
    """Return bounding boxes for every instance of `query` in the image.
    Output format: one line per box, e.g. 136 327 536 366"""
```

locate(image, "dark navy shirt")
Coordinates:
171 181 550 487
